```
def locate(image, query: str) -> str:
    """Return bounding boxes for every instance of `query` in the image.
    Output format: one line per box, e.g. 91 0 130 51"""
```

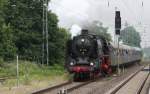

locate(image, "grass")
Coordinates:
0 60 69 87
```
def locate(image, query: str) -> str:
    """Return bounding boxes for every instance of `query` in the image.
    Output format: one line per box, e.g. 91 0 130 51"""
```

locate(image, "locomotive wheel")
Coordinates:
73 73 79 81
101 66 112 77
73 73 84 81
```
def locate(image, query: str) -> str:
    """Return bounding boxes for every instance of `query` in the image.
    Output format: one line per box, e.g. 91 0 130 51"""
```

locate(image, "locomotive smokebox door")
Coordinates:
115 11 121 35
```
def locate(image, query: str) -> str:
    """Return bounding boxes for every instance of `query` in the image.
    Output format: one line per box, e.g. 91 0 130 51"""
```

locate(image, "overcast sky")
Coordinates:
49 0 150 48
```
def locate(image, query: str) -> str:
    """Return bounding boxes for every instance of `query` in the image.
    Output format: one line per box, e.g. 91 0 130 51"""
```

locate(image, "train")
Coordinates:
65 29 142 79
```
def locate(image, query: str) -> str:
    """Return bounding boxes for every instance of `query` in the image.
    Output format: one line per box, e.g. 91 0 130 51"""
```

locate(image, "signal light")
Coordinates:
115 11 121 35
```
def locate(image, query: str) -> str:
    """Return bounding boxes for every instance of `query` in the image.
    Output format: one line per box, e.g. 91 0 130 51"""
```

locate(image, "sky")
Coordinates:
49 0 150 48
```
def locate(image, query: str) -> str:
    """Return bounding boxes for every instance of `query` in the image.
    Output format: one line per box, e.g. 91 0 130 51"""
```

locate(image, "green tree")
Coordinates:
3 0 46 61
0 0 7 8
120 26 141 47
0 0 17 60
0 24 17 60
2 0 70 65
50 28 70 64
0 0 7 25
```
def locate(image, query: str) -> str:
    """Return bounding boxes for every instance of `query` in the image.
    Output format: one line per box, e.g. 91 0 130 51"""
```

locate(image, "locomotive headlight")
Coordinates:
90 62 94 66
70 62 74 66
81 38 85 42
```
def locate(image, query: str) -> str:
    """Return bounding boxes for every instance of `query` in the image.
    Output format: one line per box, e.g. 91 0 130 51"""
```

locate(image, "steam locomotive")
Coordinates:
65 29 142 79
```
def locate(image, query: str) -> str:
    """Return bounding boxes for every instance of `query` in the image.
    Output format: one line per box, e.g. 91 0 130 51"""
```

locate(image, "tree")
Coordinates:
120 26 141 47
0 24 17 60
2 0 70 65
82 21 112 41
3 0 46 61
0 0 7 26
0 0 17 60
0 0 7 9
49 28 70 64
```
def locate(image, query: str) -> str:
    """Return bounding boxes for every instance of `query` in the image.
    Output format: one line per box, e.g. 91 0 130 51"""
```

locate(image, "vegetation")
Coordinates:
0 0 70 88
0 0 70 65
0 24 17 60
120 25 141 47
0 60 68 86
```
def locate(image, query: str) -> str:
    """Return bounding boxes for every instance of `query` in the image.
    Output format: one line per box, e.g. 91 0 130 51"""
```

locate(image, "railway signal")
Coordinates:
115 11 121 35
115 10 122 75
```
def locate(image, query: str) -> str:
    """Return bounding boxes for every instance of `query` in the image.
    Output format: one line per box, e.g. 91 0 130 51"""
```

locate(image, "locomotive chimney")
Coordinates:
81 29 88 35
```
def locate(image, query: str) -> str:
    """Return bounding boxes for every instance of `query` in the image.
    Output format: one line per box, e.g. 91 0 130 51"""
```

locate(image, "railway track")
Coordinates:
66 78 101 93
32 77 101 94
32 81 72 94
32 65 148 94
106 65 150 94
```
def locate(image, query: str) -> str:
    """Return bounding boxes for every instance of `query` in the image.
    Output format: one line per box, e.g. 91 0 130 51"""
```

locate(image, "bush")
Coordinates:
0 57 4 66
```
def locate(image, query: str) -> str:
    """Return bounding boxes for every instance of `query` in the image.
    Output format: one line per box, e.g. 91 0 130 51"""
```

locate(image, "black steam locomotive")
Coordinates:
65 29 142 79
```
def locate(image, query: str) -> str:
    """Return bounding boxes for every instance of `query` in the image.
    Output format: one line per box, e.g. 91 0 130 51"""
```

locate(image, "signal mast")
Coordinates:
115 9 122 75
